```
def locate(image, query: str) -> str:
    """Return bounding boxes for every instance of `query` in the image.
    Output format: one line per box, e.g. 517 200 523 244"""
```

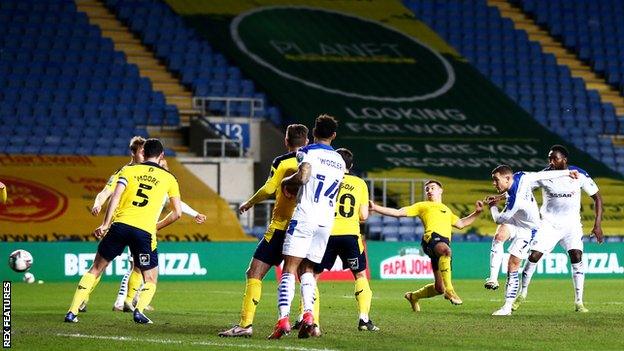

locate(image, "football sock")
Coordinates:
84 273 101 305
296 284 320 324
239 278 262 327
438 255 454 292
125 269 143 305
115 269 132 307
490 239 504 281
355 277 372 323
504 271 520 309
300 272 316 315
68 272 97 314
411 283 440 300
571 261 585 304
135 282 156 313
277 272 295 319
314 285 320 325
520 261 537 298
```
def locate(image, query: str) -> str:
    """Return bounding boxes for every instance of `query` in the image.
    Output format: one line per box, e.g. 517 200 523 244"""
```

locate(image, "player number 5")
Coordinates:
132 183 152 207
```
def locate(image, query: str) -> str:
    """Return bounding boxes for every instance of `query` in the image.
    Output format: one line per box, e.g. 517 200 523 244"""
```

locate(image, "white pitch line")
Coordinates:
56 333 338 351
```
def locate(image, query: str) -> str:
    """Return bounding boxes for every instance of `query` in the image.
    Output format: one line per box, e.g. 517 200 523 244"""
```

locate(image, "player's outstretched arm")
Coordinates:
180 200 206 224
240 163 286 213
369 200 407 218
91 187 113 216
454 201 484 229
157 196 182 230
94 183 125 239
526 169 577 184
591 192 604 243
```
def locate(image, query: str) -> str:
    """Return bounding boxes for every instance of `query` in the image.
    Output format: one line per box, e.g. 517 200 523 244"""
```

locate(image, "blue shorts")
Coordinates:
252 229 285 266
421 232 450 271
97 222 158 270
314 235 367 274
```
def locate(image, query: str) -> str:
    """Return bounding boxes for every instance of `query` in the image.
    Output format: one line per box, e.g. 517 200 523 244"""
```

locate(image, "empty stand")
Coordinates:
403 0 624 175
0 0 183 155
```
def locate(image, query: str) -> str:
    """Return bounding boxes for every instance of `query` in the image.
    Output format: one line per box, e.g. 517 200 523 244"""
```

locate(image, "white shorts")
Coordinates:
504 224 535 260
282 220 331 263
531 219 583 254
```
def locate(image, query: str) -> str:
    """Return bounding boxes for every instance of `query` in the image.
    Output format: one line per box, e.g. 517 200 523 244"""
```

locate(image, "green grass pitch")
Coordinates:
8 279 624 350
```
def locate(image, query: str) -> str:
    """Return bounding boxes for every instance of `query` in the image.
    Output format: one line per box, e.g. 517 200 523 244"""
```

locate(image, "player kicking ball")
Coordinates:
370 180 483 311
487 164 579 316
513 145 603 313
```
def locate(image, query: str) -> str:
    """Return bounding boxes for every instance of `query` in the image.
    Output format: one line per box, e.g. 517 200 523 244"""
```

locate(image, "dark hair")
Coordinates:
143 138 164 159
336 148 353 170
313 114 338 139
549 144 569 158
424 179 442 188
491 164 513 175
286 124 309 147
128 136 145 154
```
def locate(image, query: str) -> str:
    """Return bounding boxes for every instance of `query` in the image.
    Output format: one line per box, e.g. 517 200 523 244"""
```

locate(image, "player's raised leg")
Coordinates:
485 224 510 290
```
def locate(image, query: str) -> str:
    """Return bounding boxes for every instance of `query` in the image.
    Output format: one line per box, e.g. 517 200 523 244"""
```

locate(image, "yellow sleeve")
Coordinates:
450 212 460 225
168 178 181 198
360 179 369 205
247 163 286 204
0 185 6 204
404 202 423 217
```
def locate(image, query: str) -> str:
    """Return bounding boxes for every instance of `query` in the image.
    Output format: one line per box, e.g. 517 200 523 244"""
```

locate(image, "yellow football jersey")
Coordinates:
404 201 460 242
265 152 298 236
332 174 368 236
112 161 180 237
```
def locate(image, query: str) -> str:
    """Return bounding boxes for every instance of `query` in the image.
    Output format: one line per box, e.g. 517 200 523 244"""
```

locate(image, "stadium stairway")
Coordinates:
76 0 193 154
489 0 624 117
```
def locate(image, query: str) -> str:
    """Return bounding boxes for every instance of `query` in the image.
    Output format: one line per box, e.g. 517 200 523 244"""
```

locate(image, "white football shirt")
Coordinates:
490 170 573 229
535 166 599 226
291 143 345 227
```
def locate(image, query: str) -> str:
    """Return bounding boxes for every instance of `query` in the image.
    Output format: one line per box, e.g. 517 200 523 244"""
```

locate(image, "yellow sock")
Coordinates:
135 282 156 313
83 274 101 304
125 270 143 305
411 283 440 300
238 278 262 327
354 277 372 318
314 285 320 325
68 272 97 314
438 255 454 292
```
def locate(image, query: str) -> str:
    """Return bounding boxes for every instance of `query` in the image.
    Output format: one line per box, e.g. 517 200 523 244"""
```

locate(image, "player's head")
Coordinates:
424 180 443 201
336 148 353 171
548 145 569 170
128 136 146 163
312 114 338 142
142 138 165 162
491 164 514 193
285 124 309 149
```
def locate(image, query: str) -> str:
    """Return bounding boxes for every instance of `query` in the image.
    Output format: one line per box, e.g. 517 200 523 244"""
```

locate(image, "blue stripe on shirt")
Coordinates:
504 171 524 211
